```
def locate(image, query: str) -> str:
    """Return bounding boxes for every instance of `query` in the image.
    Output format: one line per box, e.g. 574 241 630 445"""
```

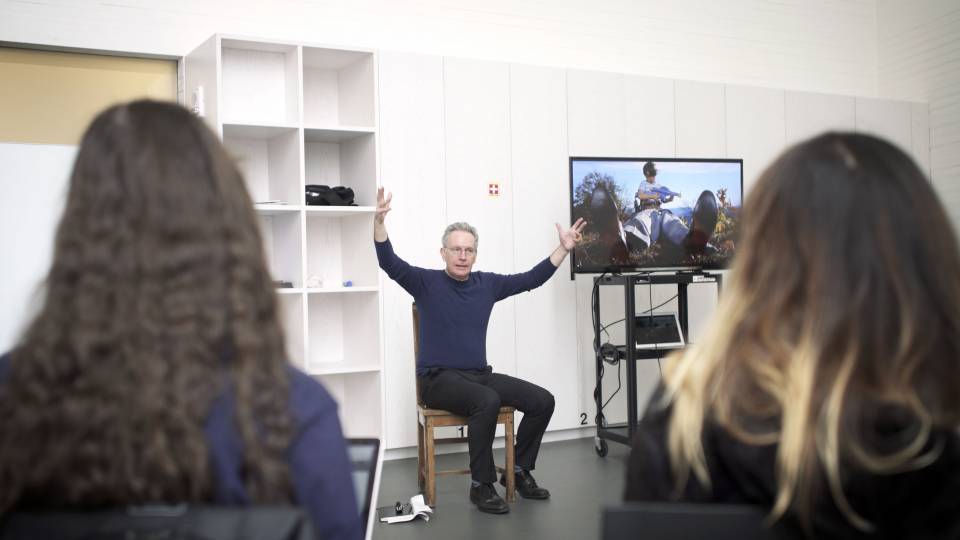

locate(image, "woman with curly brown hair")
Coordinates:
0 100 362 540
625 132 960 539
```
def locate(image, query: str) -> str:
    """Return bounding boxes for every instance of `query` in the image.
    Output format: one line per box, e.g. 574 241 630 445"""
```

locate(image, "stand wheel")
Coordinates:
595 438 608 457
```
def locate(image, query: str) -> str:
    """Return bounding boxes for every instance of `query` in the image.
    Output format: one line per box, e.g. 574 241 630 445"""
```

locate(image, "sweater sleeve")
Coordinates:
288 370 364 540
492 257 558 301
375 238 426 297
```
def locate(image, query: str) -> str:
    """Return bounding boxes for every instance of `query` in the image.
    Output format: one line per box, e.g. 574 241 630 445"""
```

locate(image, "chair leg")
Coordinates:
425 422 436 507
417 421 425 492
505 416 516 503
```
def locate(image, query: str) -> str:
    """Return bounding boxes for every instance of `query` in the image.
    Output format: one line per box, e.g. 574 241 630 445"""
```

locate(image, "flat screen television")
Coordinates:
569 157 743 274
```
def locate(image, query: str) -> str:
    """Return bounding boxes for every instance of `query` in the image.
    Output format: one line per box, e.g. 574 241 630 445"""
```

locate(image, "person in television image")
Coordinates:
374 187 586 514
621 161 720 261
624 132 960 539
0 100 362 540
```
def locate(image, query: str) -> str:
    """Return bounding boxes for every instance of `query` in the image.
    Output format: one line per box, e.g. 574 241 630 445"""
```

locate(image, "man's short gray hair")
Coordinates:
442 222 478 248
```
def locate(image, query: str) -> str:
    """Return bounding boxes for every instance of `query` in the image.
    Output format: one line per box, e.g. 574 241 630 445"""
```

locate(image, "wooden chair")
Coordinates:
412 303 516 506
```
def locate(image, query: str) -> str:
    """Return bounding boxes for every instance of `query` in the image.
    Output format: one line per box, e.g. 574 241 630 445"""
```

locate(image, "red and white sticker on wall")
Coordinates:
488 182 500 197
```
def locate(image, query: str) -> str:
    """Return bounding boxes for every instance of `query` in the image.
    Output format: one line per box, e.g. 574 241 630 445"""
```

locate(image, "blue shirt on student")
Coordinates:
0 354 362 540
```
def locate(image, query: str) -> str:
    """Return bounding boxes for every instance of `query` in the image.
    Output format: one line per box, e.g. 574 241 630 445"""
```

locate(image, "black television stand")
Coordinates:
592 271 722 457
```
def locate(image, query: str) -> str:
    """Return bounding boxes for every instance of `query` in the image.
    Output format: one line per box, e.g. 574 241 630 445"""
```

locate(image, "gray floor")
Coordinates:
372 437 631 540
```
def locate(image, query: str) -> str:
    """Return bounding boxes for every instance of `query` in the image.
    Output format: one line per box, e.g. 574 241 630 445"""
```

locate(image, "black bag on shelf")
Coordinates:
305 185 357 206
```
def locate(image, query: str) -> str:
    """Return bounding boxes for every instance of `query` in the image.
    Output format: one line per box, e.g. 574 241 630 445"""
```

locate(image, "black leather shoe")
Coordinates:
588 184 630 264
470 483 510 514
500 470 550 500
683 190 719 254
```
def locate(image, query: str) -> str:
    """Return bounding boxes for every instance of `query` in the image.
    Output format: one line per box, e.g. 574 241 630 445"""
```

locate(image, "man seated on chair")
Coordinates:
373 187 586 514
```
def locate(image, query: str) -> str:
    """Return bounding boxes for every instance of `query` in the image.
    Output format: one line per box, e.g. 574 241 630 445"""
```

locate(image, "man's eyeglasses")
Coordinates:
445 247 476 257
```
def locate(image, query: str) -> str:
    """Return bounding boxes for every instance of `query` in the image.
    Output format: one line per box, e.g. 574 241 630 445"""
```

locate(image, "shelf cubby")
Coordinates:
258 211 303 288
276 292 306 371
220 39 300 125
304 132 376 207
223 125 302 205
302 47 375 128
306 291 380 371
305 213 378 289
313 372 383 438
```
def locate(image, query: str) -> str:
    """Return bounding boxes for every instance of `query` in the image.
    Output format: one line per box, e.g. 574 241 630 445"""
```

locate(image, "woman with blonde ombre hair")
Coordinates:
625 132 960 539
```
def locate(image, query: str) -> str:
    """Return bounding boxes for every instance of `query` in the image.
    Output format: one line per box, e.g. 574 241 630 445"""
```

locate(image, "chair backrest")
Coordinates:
0 505 316 540
602 503 802 540
412 302 424 406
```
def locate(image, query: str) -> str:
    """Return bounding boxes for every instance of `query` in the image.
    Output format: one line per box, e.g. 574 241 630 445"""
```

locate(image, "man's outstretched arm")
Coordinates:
493 218 587 300
372 187 426 297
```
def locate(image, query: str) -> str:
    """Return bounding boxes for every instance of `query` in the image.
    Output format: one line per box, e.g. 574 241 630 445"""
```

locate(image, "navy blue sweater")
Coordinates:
0 354 362 540
375 238 557 375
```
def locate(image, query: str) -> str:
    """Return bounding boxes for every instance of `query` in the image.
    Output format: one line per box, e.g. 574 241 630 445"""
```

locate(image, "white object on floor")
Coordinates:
378 494 433 524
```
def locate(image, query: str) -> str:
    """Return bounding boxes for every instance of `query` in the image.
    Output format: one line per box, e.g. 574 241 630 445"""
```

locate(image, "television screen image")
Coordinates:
570 157 743 273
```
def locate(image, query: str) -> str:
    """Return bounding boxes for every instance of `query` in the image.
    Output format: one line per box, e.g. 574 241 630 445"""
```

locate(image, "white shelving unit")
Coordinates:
185 34 383 439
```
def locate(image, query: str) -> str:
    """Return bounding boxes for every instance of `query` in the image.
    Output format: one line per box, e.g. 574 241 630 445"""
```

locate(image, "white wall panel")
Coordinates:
0 143 75 352
911 103 931 179
567 67 631 428
443 57 517 377
856 97 913 154
574 276 603 426
929 69 960 228
624 76 676 158
567 71 676 429
566 69 626 157
878 0 959 102
726 85 786 193
509 63 580 431
878 0 960 229
567 68 635 427
377 51 446 449
675 80 726 158
674 81 726 352
785 91 856 146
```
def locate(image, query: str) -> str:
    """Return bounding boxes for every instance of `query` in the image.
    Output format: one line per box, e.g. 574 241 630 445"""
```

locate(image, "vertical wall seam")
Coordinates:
673 80 678 157
441 56 448 223
507 63 520 379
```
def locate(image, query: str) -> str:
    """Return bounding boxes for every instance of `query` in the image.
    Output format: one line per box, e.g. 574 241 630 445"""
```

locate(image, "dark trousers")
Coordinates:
418 367 555 484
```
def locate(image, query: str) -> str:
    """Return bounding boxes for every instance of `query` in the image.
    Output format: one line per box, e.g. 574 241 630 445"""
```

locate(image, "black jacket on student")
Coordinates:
625 384 960 539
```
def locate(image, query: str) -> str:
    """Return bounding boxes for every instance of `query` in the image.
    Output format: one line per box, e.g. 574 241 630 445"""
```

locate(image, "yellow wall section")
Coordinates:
0 48 177 145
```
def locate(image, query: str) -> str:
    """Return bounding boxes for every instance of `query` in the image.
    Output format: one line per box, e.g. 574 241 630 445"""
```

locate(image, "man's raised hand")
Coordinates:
376 187 392 225
556 217 587 251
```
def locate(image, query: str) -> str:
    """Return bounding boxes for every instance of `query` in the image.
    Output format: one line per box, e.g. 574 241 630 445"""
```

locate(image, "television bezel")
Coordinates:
568 155 744 275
